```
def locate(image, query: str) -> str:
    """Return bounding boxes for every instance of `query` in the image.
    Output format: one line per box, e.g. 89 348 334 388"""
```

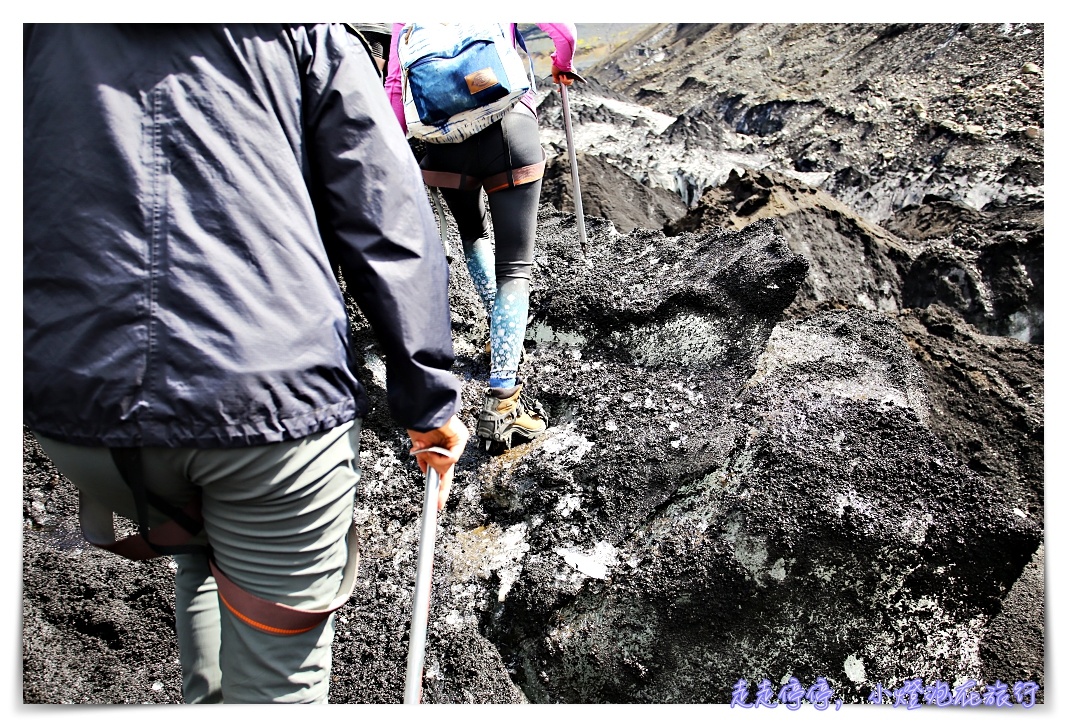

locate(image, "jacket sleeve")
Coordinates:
384 23 408 133
295 23 460 431
535 22 577 72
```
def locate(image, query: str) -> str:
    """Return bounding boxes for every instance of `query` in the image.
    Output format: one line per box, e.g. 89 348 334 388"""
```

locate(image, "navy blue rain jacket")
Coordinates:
24 24 461 448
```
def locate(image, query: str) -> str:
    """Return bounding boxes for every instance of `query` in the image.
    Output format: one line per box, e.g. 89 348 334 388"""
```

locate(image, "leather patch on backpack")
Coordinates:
466 67 499 94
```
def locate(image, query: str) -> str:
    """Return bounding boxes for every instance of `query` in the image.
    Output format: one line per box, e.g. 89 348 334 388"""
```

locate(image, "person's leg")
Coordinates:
440 185 496 315
485 186 539 388
33 434 222 703
36 419 362 704
469 106 549 451
424 140 498 316
176 419 362 703
173 553 224 703
484 106 544 388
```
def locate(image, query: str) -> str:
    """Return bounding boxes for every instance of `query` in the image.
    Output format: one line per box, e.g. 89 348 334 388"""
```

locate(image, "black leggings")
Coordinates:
421 104 544 386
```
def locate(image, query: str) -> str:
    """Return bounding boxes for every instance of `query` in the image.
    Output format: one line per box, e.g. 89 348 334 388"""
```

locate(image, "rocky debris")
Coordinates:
586 23 1044 223
541 152 687 234
484 215 809 595
538 23 1044 343
22 22 1044 705
887 199 1043 343
23 202 1044 704
659 167 1043 344
894 305 1043 523
979 542 1044 696
666 167 913 317
537 82 778 212
509 308 1040 704
22 430 183 704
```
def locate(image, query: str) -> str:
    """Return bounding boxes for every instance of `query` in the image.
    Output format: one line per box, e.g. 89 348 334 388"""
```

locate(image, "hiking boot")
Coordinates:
477 382 547 453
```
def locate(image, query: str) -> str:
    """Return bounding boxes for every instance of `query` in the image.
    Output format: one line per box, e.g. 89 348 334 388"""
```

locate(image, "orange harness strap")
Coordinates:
483 159 546 194
421 169 482 191
209 522 361 635
422 158 546 194
81 489 361 636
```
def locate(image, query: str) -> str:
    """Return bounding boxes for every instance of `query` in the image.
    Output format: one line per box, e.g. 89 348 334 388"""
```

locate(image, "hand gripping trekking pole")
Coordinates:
403 446 452 704
558 78 587 256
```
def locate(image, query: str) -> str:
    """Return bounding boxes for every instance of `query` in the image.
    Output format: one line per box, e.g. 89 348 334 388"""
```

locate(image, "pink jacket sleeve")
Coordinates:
384 23 407 133
534 23 577 72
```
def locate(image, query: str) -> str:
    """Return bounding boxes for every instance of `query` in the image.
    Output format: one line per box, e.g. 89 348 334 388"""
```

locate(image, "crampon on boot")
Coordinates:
477 382 547 453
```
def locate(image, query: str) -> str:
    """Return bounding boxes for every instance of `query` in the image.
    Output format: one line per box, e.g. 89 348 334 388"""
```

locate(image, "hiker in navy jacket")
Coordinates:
24 23 467 703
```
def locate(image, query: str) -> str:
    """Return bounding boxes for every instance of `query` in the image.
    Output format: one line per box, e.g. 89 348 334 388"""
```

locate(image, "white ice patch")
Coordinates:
556 493 582 517
537 86 773 209
630 312 730 366
733 535 768 582
834 488 874 518
748 323 930 422
844 654 867 683
539 427 594 464
900 512 935 545
528 321 587 347
554 541 619 580
364 347 387 389
586 96 676 133
1008 309 1042 343
780 169 832 188
449 522 531 602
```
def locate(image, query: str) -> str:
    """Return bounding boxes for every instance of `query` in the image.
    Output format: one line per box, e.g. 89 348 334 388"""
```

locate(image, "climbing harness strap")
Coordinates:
79 447 360 636
484 159 547 193
421 168 482 191
421 158 545 194
209 522 361 636
78 447 207 558
79 489 204 561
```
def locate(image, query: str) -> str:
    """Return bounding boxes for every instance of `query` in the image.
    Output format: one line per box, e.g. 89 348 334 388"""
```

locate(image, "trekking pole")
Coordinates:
558 77 587 256
403 446 452 704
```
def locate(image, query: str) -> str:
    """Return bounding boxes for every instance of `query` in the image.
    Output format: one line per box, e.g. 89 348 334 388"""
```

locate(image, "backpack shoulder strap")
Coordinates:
511 24 536 87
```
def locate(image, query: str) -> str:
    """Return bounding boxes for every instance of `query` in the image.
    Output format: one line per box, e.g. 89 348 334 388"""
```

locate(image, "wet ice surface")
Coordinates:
448 522 529 603
22 23 1044 704
553 541 618 580
23 208 1041 703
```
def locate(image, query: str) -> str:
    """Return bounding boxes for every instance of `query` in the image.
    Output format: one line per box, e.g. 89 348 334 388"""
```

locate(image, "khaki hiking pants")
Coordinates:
34 419 362 704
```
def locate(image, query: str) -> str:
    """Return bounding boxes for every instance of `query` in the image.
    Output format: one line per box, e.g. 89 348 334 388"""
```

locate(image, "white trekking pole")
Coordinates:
403 446 451 704
558 75 587 255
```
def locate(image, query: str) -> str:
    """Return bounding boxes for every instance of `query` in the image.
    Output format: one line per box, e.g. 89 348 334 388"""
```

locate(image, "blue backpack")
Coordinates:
398 23 535 143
